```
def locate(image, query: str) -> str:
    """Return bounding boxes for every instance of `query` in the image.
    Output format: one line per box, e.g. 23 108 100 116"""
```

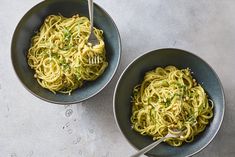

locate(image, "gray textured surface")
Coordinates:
0 0 234 157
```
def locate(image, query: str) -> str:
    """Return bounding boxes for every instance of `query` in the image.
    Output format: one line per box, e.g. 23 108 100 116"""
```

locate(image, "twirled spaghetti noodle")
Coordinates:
131 66 213 146
27 14 108 94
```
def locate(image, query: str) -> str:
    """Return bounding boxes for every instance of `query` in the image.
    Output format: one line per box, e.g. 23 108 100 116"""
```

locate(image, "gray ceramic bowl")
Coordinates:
11 0 121 104
114 48 225 157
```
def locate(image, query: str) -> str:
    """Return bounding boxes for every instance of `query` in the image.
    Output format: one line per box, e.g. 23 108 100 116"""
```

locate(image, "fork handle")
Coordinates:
130 133 173 157
88 0 94 32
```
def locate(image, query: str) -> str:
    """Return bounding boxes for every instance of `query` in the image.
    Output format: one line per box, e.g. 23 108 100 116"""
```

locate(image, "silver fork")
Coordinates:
130 129 185 157
88 0 100 64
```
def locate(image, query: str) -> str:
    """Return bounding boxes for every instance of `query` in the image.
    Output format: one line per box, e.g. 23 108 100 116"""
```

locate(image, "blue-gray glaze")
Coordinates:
11 0 121 104
113 48 225 157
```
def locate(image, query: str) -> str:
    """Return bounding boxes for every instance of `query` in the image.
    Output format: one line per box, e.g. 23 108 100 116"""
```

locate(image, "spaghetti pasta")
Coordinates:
27 14 108 94
130 66 213 146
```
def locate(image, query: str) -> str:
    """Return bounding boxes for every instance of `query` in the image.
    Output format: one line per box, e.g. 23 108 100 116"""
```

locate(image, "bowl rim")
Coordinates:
11 0 122 105
113 48 225 157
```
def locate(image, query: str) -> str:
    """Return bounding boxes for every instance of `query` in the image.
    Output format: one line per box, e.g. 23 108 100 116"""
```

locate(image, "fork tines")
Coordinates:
88 55 100 64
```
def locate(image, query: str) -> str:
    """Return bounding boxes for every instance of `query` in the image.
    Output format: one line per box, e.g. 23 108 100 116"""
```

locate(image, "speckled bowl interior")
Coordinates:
11 0 121 104
114 48 224 157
